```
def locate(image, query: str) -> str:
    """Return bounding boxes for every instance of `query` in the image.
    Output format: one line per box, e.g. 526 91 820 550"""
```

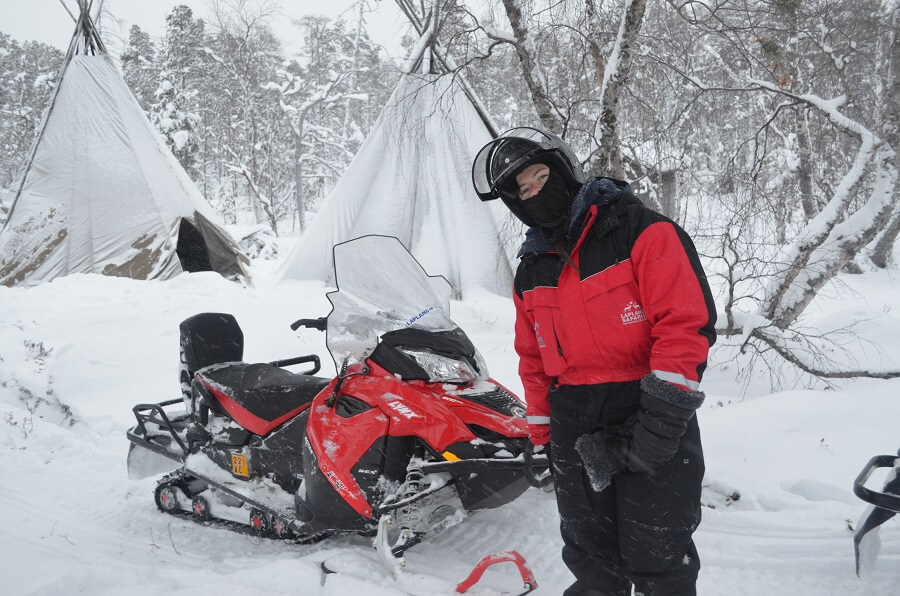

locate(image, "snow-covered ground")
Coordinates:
1 249 898 595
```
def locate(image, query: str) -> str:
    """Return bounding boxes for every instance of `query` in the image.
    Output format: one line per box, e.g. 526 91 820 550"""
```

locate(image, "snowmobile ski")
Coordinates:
455 550 538 595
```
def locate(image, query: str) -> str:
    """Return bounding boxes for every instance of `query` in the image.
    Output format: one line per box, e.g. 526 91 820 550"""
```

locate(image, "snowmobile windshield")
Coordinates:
325 235 488 381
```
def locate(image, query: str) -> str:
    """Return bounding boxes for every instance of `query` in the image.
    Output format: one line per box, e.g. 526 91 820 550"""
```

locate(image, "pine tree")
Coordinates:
120 25 158 111
0 34 64 190
150 5 207 178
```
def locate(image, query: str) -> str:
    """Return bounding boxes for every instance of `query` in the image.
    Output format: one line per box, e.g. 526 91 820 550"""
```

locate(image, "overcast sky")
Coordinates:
0 0 410 59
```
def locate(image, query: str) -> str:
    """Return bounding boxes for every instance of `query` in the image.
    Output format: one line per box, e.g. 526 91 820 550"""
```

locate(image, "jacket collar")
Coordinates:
565 177 631 240
517 176 632 258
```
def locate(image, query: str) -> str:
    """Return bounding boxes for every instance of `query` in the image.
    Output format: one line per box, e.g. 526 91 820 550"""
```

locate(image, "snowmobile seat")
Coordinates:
180 312 244 376
196 363 330 436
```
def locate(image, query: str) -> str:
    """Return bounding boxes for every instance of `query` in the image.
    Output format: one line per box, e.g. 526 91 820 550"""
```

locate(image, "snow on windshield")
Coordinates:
325 235 457 369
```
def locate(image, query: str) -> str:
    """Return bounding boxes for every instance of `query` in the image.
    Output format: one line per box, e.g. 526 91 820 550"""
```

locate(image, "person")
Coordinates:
472 127 717 596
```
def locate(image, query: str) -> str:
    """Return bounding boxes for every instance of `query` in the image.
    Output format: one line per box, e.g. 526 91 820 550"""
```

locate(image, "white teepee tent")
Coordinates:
0 2 250 287
277 66 518 298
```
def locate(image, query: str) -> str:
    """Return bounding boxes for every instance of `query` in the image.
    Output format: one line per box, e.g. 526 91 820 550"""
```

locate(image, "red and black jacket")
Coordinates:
513 190 717 442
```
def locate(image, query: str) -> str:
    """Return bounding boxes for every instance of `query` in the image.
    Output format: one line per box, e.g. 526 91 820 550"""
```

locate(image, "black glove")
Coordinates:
576 424 630 492
576 375 705 492
627 374 704 473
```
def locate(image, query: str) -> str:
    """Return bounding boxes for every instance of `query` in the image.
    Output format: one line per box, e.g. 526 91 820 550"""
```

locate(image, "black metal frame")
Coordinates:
127 398 189 462
269 354 321 374
853 450 900 512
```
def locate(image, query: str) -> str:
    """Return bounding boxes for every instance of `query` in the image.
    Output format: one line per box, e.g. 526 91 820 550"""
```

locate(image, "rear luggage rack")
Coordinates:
127 398 189 463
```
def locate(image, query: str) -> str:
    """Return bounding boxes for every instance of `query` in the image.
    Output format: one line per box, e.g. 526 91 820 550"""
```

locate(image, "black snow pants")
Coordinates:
548 381 704 596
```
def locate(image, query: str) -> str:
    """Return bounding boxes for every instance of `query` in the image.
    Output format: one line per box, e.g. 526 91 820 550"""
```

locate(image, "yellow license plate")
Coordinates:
231 453 249 477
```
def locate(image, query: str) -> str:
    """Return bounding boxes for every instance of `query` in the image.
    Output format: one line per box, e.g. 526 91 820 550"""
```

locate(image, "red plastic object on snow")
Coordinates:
456 550 538 594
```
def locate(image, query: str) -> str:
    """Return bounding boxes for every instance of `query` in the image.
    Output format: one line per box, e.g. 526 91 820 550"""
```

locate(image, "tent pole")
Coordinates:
392 0 499 137
395 0 423 35
58 0 77 23
402 9 434 74
90 0 108 54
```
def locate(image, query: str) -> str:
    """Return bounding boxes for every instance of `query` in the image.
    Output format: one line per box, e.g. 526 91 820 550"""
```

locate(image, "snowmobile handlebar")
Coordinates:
853 451 900 513
291 317 327 332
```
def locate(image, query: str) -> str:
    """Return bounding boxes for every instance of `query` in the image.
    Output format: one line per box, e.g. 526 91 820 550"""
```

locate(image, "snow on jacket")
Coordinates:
513 178 717 444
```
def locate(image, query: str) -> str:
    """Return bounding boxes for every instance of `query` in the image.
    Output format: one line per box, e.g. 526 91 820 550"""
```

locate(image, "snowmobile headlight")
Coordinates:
397 348 485 384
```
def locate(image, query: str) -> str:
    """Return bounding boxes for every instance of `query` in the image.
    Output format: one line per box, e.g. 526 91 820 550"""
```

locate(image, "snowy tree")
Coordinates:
4 5 400 234
120 25 158 111
869 0 900 268
266 14 379 231
150 73 202 177
150 6 207 178
326 1 396 148
203 0 287 229
450 0 899 380
0 34 63 190
660 0 900 380
469 0 649 181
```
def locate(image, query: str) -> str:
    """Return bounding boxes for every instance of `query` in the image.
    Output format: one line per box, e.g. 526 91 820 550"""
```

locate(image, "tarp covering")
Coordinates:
0 55 249 286
277 74 519 298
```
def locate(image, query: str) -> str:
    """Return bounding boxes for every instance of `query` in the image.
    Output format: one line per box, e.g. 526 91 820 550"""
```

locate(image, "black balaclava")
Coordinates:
519 170 574 231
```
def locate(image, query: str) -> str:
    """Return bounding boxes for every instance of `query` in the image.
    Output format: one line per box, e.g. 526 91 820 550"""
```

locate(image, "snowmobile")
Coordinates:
853 447 900 575
126 235 550 578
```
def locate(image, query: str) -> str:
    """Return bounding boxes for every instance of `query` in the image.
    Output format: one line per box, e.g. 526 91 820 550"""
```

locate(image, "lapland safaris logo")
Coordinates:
621 300 647 325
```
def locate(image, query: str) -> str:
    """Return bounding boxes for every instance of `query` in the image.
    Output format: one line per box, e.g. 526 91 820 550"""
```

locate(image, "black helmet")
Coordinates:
472 127 585 226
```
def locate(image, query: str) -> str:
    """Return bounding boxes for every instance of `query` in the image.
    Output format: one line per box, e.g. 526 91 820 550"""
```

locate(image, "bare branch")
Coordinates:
751 327 900 380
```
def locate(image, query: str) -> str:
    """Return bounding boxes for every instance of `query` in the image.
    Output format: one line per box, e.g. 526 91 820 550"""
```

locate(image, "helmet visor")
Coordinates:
472 127 580 200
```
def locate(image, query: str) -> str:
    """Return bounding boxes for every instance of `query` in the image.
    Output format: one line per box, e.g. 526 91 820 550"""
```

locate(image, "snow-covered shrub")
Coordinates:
235 225 279 261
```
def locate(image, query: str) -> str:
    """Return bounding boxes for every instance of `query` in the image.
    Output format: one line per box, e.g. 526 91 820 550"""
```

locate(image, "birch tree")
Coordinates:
263 15 375 231
455 0 898 380
266 59 363 230
204 0 283 226
665 0 900 379
869 2 900 268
